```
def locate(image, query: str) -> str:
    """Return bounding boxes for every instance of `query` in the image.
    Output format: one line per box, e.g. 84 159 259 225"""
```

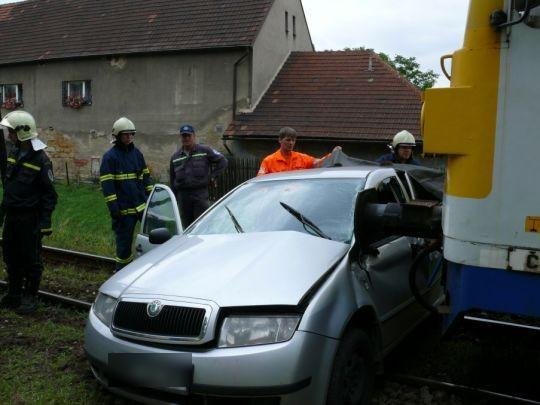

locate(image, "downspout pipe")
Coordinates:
226 47 251 156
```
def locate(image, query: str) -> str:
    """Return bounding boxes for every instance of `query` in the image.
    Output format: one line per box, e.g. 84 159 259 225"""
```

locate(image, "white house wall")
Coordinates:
251 0 314 109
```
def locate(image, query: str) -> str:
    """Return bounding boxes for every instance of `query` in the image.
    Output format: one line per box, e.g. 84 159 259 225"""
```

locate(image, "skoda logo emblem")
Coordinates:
147 300 163 317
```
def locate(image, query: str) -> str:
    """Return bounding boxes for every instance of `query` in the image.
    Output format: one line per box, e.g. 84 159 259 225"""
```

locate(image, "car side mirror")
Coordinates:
149 228 172 245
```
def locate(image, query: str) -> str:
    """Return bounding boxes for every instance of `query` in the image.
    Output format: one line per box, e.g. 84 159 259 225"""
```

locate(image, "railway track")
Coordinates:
390 374 540 404
0 244 113 310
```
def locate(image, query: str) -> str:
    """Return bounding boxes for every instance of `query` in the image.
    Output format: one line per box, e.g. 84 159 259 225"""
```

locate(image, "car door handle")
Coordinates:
135 244 143 253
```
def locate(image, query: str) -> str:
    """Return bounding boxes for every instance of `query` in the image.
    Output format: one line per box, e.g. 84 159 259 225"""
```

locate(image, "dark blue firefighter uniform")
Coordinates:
1 148 57 308
169 144 227 227
376 153 421 165
100 142 152 270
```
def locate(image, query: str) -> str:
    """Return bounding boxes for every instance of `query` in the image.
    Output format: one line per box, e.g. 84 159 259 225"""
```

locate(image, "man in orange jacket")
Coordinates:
257 127 340 176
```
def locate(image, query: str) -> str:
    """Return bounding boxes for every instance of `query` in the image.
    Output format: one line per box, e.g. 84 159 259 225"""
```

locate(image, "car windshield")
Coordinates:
188 178 366 243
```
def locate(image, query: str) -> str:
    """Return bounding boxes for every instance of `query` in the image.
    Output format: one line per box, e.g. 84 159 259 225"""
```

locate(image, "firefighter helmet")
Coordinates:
392 130 416 149
112 117 136 137
0 110 38 142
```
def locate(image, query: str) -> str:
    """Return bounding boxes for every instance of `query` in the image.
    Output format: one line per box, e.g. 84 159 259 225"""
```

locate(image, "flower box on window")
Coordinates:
62 80 92 109
1 83 23 110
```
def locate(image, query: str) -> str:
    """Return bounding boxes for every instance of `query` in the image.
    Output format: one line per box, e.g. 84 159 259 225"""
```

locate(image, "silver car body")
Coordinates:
85 166 441 404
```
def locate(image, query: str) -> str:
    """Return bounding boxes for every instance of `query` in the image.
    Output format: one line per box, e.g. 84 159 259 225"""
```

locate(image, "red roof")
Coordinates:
225 51 422 142
0 0 274 65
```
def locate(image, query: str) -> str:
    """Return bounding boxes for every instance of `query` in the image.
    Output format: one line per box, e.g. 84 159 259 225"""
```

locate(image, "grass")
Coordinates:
0 305 125 404
48 183 116 256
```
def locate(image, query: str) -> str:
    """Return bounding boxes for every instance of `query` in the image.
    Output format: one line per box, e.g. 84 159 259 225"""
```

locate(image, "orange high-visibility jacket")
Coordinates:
257 150 315 176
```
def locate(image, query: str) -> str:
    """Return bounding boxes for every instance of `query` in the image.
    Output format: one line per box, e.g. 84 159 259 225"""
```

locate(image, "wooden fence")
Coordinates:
209 155 260 202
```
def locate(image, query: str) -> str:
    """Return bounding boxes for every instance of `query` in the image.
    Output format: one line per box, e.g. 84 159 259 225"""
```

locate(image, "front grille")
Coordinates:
113 301 206 338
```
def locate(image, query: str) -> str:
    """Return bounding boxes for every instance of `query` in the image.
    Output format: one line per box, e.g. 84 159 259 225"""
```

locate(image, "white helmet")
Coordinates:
0 110 46 150
392 130 416 149
112 117 136 136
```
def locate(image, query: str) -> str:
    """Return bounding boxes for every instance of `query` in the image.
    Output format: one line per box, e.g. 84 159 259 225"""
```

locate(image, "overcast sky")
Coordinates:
302 0 470 87
0 0 470 86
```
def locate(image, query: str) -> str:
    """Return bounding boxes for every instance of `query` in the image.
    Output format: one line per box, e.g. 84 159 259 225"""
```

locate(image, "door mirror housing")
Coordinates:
149 228 172 245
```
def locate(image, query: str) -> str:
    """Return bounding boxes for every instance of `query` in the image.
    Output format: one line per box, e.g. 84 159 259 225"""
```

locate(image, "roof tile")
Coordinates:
226 51 422 142
0 0 274 65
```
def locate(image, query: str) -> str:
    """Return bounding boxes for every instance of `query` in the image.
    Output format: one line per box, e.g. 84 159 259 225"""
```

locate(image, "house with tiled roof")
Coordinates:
0 0 313 179
224 51 425 163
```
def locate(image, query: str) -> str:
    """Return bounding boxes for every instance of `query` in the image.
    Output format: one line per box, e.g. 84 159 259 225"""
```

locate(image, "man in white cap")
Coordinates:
376 130 421 165
0 110 57 314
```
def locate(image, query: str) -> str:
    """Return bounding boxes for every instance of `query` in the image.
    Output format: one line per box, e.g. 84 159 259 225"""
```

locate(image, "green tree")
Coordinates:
343 47 438 90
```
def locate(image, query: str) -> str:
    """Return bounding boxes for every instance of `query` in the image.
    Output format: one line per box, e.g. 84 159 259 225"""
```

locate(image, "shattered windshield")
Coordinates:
188 178 366 243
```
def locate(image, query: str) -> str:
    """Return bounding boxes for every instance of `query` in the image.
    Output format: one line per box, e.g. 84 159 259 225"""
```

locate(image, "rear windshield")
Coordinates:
188 178 365 243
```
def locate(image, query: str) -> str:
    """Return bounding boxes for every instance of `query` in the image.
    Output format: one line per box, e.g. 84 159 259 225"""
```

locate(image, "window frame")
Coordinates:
1 83 23 109
293 15 297 37
285 11 289 35
62 80 92 109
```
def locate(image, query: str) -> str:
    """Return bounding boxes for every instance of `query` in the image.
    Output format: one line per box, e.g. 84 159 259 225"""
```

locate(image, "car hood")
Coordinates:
100 231 349 307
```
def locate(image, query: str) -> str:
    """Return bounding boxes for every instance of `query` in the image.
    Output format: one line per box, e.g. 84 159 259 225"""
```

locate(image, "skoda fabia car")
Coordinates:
85 165 442 405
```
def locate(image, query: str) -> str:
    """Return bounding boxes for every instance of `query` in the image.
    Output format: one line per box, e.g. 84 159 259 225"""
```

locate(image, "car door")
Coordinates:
357 176 416 350
134 184 183 257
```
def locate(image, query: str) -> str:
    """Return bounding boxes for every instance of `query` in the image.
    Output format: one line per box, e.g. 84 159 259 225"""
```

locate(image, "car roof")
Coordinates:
250 166 394 182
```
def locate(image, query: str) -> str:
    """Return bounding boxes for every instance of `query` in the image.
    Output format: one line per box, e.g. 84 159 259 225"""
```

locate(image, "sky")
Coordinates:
0 0 470 87
301 0 470 87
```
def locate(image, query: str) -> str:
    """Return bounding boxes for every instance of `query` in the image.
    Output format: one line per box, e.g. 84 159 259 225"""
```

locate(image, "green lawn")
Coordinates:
48 183 116 256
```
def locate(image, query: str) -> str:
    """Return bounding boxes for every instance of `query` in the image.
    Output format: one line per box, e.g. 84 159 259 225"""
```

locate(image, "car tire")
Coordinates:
326 328 375 405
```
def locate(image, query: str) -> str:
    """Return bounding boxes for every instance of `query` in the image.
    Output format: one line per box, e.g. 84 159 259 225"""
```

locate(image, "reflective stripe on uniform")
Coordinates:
172 156 188 164
100 174 114 182
104 194 117 202
192 153 207 158
146 185 153 192
120 203 146 215
115 253 134 264
41 228 52 233
7 157 16 164
114 173 138 180
22 162 41 171
143 168 150 174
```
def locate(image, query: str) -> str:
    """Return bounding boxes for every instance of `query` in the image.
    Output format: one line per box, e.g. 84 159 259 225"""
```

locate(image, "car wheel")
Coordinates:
326 328 375 405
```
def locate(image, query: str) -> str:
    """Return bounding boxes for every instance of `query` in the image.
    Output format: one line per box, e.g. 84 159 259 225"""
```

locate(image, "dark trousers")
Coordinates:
177 189 210 228
2 211 43 296
113 214 139 270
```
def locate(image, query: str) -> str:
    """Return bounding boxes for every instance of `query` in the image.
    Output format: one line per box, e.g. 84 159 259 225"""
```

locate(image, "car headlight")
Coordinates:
218 315 301 348
92 293 117 327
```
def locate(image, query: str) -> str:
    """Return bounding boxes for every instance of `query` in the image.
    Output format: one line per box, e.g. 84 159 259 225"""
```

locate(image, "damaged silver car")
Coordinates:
85 165 443 405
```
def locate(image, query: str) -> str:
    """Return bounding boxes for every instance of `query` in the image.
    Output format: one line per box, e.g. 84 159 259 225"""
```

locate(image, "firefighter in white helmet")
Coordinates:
376 130 421 165
0 110 57 314
99 117 153 271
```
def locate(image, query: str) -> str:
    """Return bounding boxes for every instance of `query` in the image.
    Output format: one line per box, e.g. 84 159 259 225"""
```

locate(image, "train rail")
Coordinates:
391 374 540 404
0 243 112 309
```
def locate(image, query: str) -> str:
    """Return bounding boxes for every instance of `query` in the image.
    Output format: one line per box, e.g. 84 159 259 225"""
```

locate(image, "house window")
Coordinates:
293 15 297 37
285 11 289 35
62 80 92 109
1 83 23 110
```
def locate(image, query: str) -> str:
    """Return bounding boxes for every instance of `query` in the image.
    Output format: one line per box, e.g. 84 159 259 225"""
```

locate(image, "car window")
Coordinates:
396 171 416 200
143 187 179 236
377 177 407 204
189 178 366 243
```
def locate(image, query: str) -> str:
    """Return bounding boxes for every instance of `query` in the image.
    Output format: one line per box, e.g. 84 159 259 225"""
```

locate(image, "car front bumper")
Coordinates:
84 310 339 404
